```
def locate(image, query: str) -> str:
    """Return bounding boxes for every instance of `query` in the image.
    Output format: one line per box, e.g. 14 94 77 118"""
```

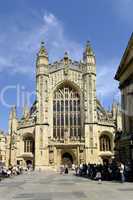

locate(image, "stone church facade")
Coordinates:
6 41 121 170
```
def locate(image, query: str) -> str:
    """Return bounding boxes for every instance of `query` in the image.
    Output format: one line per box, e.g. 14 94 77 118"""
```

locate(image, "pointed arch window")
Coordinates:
24 137 34 153
53 85 81 139
100 135 111 151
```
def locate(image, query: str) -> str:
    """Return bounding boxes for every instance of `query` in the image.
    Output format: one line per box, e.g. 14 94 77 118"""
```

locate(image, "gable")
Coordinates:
49 68 83 91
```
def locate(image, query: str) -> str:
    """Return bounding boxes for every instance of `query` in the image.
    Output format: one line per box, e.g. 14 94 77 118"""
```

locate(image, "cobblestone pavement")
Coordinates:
0 171 133 200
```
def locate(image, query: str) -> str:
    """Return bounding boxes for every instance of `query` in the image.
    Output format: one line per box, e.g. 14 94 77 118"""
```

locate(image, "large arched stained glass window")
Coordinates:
53 85 81 139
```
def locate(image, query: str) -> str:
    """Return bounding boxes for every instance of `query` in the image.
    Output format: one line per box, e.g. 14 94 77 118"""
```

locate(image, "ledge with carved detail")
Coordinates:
48 136 85 146
18 121 35 129
99 151 113 157
49 136 85 142
17 152 34 159
97 119 115 127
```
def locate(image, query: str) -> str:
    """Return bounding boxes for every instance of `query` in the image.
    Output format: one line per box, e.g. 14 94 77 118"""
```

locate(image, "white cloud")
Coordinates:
16 11 82 61
0 11 119 102
0 12 82 75
43 13 57 25
96 59 120 103
42 12 83 61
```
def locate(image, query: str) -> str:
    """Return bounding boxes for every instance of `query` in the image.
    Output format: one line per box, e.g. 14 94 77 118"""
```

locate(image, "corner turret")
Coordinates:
83 41 96 65
112 101 117 120
8 106 18 134
36 41 49 124
36 41 49 66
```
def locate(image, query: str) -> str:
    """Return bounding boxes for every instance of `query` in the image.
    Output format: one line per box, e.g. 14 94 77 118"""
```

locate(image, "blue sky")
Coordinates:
0 0 132 131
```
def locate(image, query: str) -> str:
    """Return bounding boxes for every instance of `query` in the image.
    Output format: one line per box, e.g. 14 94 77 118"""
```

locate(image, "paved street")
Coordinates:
0 171 133 200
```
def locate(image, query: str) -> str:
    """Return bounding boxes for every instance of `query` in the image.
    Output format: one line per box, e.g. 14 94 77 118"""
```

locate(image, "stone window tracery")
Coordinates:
24 137 33 153
53 85 81 139
100 135 111 151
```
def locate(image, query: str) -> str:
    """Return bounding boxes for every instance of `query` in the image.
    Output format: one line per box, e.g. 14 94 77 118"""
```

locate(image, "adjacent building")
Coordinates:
7 41 121 170
115 33 133 163
0 130 7 165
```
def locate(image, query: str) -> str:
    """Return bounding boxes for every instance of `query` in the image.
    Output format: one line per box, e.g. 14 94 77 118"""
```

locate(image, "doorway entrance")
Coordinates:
102 156 112 165
62 152 73 168
26 160 33 169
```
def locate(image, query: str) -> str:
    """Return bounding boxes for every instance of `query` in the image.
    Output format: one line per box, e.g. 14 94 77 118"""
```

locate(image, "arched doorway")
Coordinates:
26 160 32 165
26 160 33 169
62 152 73 167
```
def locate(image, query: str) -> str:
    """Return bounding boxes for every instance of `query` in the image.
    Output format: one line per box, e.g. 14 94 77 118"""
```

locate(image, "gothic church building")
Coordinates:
7 41 121 170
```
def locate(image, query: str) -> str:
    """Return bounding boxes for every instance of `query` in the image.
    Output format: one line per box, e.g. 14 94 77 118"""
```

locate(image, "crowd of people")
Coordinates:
74 160 133 183
1 160 133 183
0 164 33 181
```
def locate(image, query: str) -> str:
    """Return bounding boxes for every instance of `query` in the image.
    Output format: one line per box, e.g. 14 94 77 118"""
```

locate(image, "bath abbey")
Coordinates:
4 41 122 170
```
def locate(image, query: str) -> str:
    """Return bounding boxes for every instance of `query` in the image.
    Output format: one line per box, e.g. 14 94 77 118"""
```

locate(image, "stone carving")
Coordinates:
64 66 69 76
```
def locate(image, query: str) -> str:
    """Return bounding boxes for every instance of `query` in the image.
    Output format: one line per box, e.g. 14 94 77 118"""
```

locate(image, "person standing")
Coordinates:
64 166 69 174
119 162 125 183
